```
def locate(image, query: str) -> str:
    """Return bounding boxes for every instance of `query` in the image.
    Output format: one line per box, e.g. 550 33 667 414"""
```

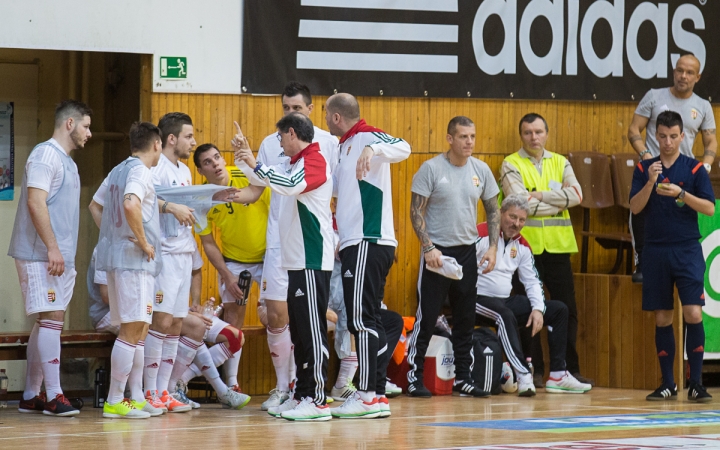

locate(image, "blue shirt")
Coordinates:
630 154 715 245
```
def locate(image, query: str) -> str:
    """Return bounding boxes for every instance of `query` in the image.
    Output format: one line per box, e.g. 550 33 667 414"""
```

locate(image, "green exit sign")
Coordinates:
160 57 187 79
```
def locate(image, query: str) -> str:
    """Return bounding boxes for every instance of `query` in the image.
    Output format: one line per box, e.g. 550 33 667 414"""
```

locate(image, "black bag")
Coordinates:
471 327 503 395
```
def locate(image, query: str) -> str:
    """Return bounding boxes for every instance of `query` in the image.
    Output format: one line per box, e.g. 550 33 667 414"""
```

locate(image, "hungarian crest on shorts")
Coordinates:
147 304 153 315
47 289 56 303
262 280 267 292
155 291 164 304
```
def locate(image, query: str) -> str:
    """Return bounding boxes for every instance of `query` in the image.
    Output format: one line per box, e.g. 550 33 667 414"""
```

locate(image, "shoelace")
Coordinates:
121 399 135 409
56 394 72 406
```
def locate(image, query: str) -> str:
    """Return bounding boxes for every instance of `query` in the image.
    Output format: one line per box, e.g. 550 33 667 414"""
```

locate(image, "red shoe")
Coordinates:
145 390 167 413
18 392 46 414
159 390 191 413
43 394 80 417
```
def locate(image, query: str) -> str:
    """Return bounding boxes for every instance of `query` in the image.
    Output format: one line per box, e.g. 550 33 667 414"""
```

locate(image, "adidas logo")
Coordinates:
295 288 304 297
162 359 174 365
146 362 159 369
439 176 450 184
344 270 353 278
270 352 280 357
693 346 705 353
658 350 668 357
48 358 60 365
483 346 493 354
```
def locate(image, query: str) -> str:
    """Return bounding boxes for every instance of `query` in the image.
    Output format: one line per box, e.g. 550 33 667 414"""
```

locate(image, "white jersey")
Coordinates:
256 125 338 250
475 223 545 313
334 120 410 250
94 163 155 222
151 153 195 254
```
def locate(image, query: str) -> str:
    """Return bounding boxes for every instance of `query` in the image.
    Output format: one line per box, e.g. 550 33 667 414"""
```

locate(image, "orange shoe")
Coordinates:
159 390 191 413
145 390 167 413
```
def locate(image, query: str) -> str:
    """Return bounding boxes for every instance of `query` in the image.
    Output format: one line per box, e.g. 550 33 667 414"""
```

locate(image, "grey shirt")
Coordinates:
636 87 715 158
412 154 499 247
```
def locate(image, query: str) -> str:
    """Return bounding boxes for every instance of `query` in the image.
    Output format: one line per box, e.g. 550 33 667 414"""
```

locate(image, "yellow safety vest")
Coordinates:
504 151 578 255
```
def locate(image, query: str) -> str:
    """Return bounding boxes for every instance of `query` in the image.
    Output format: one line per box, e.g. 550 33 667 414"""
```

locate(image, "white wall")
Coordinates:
0 1 243 94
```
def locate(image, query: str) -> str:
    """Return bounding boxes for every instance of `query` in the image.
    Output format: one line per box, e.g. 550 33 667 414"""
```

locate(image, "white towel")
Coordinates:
426 256 463 280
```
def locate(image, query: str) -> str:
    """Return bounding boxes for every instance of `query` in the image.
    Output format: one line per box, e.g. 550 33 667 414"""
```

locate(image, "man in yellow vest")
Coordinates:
499 113 592 387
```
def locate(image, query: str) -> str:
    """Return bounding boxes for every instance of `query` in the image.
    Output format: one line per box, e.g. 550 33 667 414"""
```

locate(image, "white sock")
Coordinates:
37 320 63 399
157 334 179 393
143 330 165 393
195 344 228 397
210 342 232 367
357 390 375 403
288 343 296 388
223 348 242 387
128 341 145 402
180 364 202 386
549 371 567 380
23 320 43 400
108 339 136 405
169 336 201 390
267 325 292 392
335 352 358 389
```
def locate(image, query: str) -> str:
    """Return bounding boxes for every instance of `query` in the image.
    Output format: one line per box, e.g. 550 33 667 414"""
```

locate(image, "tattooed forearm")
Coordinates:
702 129 716 136
704 150 717 158
410 193 432 247
483 196 501 248
628 134 643 143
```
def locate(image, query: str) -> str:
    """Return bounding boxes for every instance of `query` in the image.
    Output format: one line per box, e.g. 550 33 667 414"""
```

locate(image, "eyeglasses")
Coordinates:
276 132 282 142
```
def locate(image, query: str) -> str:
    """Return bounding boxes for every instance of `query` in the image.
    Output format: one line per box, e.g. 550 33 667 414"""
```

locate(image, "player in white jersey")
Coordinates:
237 82 339 410
325 93 411 419
9 100 92 417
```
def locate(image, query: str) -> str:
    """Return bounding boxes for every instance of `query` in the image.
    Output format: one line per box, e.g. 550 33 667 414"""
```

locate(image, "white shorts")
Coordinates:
259 248 288 302
94 267 107 285
206 316 230 343
95 312 120 335
191 245 203 271
219 261 263 304
15 259 77 315
154 252 192 318
107 269 154 326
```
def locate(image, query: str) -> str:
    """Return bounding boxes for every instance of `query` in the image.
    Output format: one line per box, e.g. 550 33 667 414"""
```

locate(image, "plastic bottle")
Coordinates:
236 270 252 306
0 368 8 408
94 367 107 408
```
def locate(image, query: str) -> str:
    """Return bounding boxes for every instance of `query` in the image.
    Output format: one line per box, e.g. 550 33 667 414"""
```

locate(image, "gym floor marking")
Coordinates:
425 433 720 449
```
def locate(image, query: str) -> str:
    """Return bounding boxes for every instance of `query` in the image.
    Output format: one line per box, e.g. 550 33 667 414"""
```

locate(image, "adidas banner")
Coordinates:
241 0 719 101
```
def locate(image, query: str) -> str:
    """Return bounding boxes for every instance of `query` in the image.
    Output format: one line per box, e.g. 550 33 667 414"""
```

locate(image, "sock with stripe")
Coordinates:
23 320 43 400
169 336 201 390
38 320 64 399
655 325 675 387
223 349 242 387
267 325 292 392
108 339 136 405
157 334 179 393
335 352 358 389
686 321 705 384
196 343 228 397
143 330 165 393
128 341 145 403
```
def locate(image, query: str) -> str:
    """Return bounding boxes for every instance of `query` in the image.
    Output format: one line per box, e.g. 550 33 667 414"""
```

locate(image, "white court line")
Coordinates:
609 397 634 400
298 20 458 42
488 403 519 406
300 0 458 12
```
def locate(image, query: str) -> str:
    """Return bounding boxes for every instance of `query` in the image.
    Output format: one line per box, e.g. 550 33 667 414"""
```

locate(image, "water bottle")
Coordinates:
94 367 107 408
526 357 534 378
213 304 224 317
0 368 8 408
236 270 252 306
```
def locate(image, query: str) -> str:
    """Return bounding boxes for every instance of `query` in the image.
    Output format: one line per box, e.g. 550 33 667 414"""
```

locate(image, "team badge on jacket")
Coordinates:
510 246 517 259
155 291 164 304
47 289 56 303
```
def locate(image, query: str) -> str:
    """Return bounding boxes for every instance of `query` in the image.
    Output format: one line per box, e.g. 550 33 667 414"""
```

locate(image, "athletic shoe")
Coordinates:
331 394 381 419
229 384 243 393
688 382 712 403
452 381 491 398
646 384 677 401
219 389 251 410
281 397 332 421
385 380 402 398
572 372 595 386
407 380 432 398
103 398 151 419
18 392 46 414
261 389 290 411
326 397 334 404
545 372 592 394
268 398 298 417
330 382 357 402
145 390 167 413
175 381 200 409
533 373 545 388
377 396 391 418
43 394 80 417
517 378 536 397
160 390 191 413
130 399 163 417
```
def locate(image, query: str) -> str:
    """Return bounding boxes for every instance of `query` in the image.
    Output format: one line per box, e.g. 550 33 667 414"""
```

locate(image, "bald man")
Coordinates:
627 54 717 284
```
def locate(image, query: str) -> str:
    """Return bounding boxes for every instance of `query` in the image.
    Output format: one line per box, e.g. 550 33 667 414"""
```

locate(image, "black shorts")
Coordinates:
642 243 705 311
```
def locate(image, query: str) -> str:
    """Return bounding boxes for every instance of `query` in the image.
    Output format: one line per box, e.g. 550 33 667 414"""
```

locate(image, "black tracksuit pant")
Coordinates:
407 243 478 384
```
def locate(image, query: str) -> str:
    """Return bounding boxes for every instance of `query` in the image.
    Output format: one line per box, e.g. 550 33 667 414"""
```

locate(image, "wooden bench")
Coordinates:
0 331 117 361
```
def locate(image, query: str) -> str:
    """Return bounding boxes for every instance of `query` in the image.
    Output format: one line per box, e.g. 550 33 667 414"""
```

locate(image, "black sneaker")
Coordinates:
688 382 712 403
18 392 46 414
632 265 643 284
43 394 80 417
407 381 432 398
646 384 677 401
452 381 490 398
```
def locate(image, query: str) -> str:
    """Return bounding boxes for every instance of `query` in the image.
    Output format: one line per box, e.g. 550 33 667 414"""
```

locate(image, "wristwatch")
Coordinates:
676 189 686 202
704 163 712 173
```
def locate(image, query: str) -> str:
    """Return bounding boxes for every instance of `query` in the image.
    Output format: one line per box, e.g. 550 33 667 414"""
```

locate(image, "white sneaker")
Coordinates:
385 380 402 398
281 397 332 421
545 371 592 394
261 389 290 411
330 393 381 419
377 397 391 418
517 379 536 397
331 382 357 402
219 389 252 410
131 399 164 417
268 398 299 417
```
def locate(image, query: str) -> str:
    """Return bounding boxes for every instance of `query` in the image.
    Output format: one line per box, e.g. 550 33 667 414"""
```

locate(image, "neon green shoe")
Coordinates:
103 399 151 419
130 399 163 416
